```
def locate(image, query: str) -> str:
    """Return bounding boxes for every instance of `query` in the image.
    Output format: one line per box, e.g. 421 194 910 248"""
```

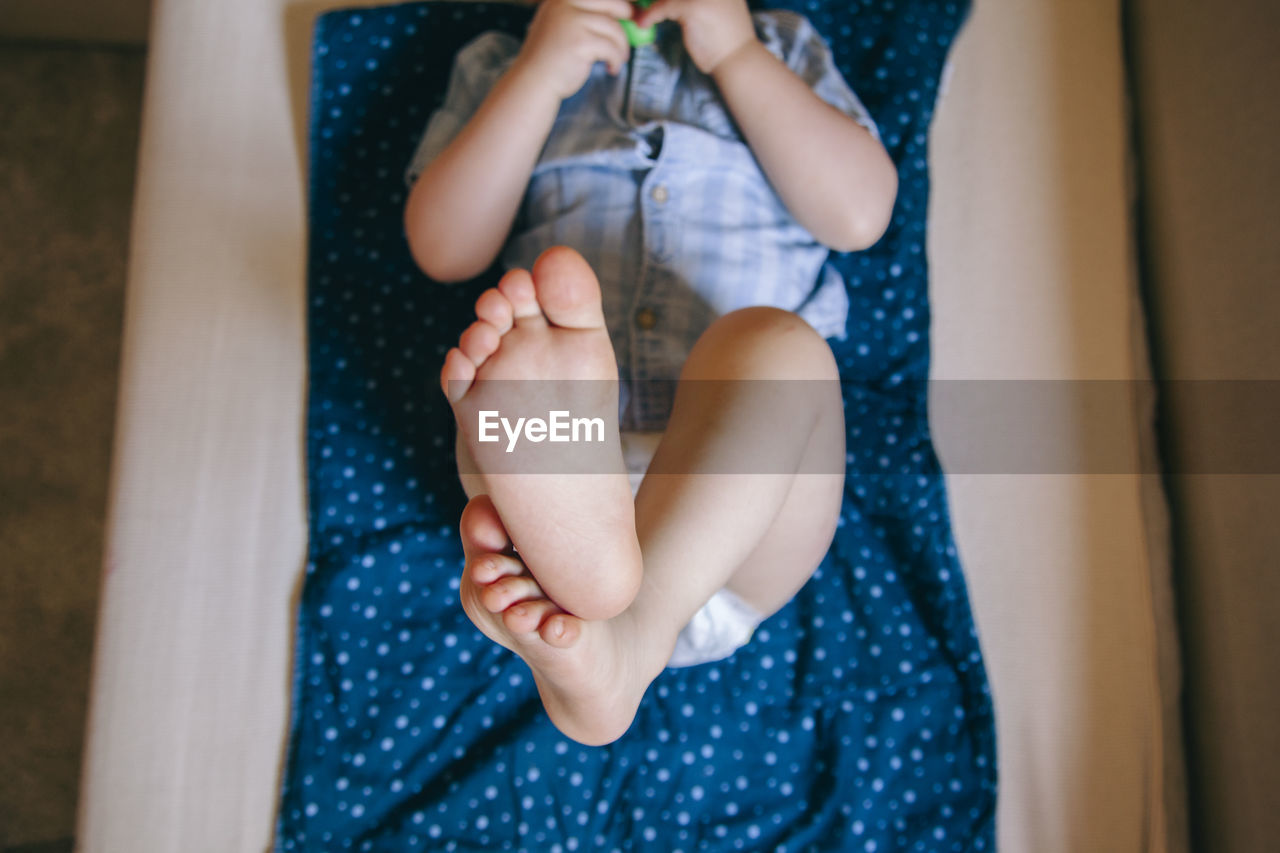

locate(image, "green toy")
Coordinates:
621 0 656 47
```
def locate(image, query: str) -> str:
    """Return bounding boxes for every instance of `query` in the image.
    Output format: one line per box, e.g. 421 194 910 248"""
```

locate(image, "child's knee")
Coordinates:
686 307 838 381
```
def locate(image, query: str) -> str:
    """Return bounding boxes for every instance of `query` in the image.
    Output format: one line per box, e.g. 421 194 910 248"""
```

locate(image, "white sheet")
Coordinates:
929 3 1185 849
78 1 1186 850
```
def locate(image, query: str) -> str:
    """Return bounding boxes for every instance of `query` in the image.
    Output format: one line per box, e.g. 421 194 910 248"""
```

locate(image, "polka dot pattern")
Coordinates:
277 1 995 850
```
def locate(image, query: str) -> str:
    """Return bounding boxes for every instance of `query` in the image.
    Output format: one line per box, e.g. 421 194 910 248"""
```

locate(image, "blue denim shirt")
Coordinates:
407 11 879 429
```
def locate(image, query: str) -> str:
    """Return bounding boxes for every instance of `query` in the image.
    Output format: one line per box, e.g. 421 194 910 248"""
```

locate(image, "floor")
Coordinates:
0 42 145 850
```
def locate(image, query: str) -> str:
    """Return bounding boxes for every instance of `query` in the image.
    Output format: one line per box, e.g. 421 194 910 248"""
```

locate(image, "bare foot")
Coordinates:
441 246 642 621
458 495 664 746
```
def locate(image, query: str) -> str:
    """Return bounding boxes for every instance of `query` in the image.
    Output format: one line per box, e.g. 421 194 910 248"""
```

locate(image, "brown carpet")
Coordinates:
0 42 144 849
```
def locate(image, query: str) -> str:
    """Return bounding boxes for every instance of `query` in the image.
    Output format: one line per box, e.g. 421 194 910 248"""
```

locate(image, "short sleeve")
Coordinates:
754 11 881 143
403 31 522 187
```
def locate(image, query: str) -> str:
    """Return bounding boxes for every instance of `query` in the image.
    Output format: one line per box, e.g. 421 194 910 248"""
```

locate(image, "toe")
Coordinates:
475 288 514 334
497 268 544 327
503 598 564 635
440 348 476 403
459 495 511 560
539 613 582 648
480 574 545 613
459 320 501 367
530 246 606 330
467 551 524 585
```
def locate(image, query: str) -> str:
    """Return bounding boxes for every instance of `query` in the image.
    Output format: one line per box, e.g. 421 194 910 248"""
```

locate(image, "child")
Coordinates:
403 0 897 745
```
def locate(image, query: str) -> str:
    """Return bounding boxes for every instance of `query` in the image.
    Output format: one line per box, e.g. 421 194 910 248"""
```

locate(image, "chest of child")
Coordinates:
500 51 849 429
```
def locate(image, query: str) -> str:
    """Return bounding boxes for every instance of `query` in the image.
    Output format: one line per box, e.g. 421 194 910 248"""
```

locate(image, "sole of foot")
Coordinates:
440 246 643 621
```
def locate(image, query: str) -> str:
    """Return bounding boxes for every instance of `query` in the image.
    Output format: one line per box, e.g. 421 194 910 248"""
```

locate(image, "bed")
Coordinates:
78 0 1187 850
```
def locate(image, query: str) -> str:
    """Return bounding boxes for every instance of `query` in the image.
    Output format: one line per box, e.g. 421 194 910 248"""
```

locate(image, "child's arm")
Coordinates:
404 69 561 283
711 41 898 252
637 0 898 253
405 0 634 283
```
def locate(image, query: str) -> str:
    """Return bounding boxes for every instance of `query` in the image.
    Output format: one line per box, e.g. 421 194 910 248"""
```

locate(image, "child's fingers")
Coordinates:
581 23 631 75
634 0 689 28
581 12 630 53
568 0 635 22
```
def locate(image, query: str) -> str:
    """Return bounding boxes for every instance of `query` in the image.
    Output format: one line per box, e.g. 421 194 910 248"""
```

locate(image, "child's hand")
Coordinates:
634 0 755 75
514 0 635 100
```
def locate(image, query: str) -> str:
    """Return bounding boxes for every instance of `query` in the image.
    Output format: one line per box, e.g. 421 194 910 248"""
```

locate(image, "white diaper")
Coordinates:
620 430 665 497
666 586 764 668
620 431 766 669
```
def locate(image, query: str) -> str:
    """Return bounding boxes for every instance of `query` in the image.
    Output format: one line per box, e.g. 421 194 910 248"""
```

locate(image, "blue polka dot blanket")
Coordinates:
277 1 995 850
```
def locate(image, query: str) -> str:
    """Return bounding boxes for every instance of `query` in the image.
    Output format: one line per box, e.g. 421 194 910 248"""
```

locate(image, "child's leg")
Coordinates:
450 251 843 745
626 307 845 650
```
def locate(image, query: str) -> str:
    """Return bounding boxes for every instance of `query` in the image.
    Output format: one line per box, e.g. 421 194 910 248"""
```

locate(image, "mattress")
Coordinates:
78 0 1186 850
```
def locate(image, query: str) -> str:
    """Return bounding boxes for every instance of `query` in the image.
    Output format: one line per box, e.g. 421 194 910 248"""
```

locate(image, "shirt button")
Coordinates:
635 307 658 330
650 184 669 204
